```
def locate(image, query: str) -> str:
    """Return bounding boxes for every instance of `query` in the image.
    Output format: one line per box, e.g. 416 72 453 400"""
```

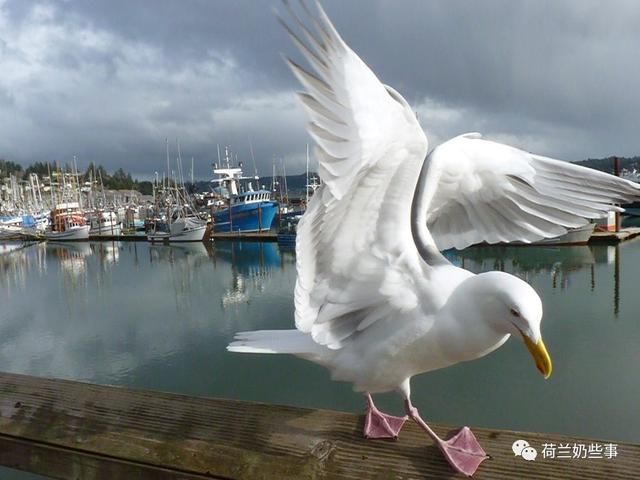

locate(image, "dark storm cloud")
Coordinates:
1 0 639 180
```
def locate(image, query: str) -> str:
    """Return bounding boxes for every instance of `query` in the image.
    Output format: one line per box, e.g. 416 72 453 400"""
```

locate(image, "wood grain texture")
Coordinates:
0 372 636 479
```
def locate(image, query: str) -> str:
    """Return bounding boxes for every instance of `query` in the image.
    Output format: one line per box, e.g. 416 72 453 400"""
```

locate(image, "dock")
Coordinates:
71 226 640 245
0 372 637 479
589 227 640 243
210 231 277 242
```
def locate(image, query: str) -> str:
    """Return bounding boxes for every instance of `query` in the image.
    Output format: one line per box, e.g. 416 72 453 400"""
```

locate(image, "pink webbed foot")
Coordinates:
435 426 489 477
363 393 407 439
364 407 407 439
405 400 489 477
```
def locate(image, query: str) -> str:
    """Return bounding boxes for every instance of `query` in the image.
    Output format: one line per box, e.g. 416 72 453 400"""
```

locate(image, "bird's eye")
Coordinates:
510 308 520 317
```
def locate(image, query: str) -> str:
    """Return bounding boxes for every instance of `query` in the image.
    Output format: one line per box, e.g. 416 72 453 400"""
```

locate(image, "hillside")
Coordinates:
572 156 640 174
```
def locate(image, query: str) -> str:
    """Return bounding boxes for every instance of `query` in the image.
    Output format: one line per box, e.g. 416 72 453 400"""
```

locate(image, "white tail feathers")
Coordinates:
227 329 320 355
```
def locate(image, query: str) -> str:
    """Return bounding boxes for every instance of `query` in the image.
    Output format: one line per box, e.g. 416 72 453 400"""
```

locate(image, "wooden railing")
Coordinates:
0 372 636 479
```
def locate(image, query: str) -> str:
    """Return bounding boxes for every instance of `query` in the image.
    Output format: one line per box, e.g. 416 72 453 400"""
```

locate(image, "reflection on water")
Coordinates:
49 242 91 291
216 242 281 308
0 238 639 475
451 244 621 313
92 241 120 267
147 242 215 311
0 242 44 295
0 240 290 385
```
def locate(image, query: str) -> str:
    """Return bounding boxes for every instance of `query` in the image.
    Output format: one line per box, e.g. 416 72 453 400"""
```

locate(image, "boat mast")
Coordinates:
165 138 170 191
306 143 309 205
47 163 55 209
73 155 82 210
281 159 289 206
176 138 185 192
166 138 171 229
248 139 258 177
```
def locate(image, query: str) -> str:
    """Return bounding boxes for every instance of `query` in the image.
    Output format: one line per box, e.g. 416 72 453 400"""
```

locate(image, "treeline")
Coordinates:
573 156 640 174
0 159 153 195
0 159 22 177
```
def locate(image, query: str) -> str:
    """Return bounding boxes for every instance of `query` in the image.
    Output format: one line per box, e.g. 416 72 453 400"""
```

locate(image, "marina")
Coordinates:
0 238 639 478
3 1 640 478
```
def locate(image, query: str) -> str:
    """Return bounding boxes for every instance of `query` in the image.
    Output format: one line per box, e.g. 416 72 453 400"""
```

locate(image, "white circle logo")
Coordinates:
512 439 529 456
522 446 538 461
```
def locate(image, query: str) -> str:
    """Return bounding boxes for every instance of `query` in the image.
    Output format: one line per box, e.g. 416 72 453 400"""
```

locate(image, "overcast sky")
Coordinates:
1 0 639 179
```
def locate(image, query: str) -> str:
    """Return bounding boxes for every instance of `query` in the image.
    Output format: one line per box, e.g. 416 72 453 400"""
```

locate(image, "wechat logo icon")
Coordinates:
513 439 537 461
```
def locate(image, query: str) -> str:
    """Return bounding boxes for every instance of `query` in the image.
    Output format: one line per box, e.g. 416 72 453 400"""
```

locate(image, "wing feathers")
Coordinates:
425 135 640 250
279 2 640 356
286 58 345 114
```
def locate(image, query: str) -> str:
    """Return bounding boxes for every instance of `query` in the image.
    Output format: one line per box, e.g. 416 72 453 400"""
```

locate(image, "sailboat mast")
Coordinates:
47 163 54 208
282 159 289 206
248 139 258 176
177 138 185 191
73 155 82 209
165 138 170 190
306 143 309 205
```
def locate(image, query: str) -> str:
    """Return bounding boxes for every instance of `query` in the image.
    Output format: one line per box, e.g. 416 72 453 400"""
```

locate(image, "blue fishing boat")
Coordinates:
210 151 278 233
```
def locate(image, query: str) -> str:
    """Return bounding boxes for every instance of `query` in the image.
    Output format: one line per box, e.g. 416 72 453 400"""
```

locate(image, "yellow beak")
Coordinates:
522 335 552 379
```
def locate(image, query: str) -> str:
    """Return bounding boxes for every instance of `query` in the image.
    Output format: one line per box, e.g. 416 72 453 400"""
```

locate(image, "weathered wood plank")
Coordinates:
0 371 637 479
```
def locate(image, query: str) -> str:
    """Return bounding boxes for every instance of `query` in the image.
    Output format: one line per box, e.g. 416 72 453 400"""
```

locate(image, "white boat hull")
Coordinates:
0 225 24 239
45 225 90 241
87 211 122 237
147 224 207 242
510 223 595 246
89 224 122 237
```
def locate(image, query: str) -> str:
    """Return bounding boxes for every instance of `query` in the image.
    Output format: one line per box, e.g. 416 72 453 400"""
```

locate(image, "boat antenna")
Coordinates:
306 143 310 205
165 138 170 189
248 138 258 176
73 155 83 209
47 162 54 208
281 157 289 206
177 138 185 191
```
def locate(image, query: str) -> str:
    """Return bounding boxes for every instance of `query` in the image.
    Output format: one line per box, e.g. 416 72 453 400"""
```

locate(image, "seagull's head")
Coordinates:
475 271 552 379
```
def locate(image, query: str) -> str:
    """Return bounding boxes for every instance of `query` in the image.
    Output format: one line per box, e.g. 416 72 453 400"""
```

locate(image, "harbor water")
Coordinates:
1 238 639 478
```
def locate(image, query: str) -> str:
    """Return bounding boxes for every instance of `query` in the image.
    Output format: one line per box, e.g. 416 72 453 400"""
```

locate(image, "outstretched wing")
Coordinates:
280 1 431 349
424 133 640 250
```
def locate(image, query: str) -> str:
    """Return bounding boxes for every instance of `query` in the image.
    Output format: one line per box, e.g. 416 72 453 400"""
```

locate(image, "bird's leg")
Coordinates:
362 393 407 439
404 398 489 477
397 379 487 477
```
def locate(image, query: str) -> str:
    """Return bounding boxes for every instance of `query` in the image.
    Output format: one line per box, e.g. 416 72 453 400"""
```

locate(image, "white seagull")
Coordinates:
228 1 640 476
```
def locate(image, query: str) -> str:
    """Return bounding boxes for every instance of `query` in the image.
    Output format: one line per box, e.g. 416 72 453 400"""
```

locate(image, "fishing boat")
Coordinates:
147 213 207 242
210 149 278 233
45 202 90 241
84 167 122 237
0 223 23 240
146 184 207 243
146 140 208 243
146 191 208 242
276 147 320 247
87 209 122 237
0 213 48 240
